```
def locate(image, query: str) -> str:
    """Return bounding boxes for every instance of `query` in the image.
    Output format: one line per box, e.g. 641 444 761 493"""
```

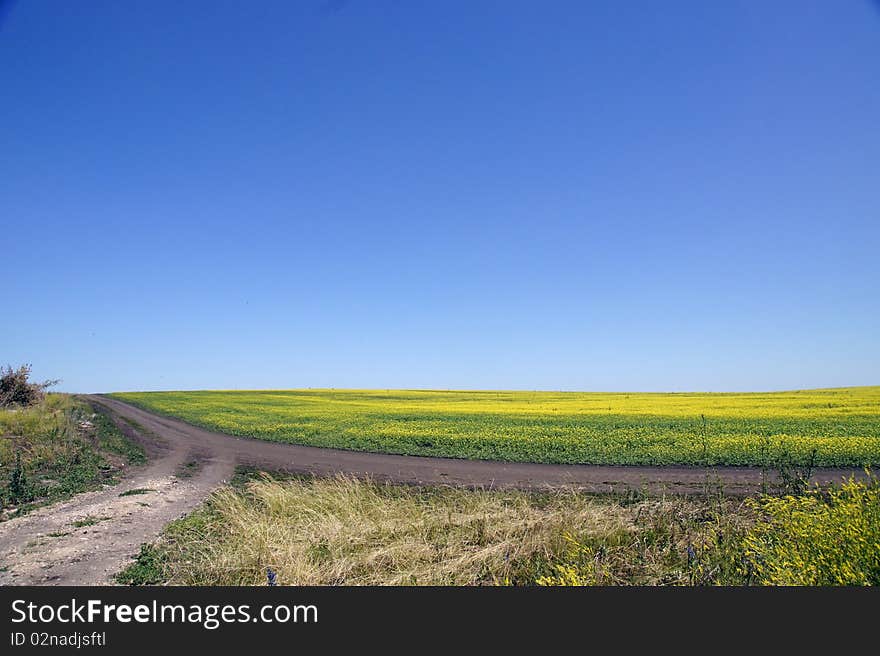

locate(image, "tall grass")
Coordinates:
0 395 145 513
126 474 754 586
0 394 76 475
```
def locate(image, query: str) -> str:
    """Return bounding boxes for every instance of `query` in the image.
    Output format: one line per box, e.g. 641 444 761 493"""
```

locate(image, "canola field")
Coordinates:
109 387 880 467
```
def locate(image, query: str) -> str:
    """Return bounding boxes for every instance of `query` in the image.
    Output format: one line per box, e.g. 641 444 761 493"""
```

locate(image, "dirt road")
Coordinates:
90 395 866 493
0 400 233 585
0 395 867 585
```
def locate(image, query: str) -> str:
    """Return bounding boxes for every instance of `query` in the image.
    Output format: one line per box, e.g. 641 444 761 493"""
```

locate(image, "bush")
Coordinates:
741 474 880 585
0 364 59 407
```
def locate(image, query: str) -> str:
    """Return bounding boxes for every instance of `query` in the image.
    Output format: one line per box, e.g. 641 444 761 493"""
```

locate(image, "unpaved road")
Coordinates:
0 399 233 586
0 394 869 585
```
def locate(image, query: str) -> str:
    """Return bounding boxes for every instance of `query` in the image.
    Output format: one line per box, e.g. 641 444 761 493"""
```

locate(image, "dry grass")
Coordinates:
145 474 753 586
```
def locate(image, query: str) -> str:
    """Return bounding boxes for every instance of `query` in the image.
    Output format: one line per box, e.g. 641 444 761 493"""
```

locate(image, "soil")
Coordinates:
0 394 868 585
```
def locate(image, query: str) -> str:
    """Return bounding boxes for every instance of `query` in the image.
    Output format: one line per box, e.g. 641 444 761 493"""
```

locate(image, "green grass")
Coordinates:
92 408 147 466
119 488 154 497
116 544 167 585
1 395 147 515
71 515 109 528
111 387 880 466
175 460 201 479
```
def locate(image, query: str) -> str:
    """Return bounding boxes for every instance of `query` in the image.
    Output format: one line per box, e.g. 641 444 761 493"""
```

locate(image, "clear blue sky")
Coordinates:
3 1 879 393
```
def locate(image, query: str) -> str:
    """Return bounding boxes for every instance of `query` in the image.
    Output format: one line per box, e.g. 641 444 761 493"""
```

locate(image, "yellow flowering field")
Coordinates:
110 387 880 466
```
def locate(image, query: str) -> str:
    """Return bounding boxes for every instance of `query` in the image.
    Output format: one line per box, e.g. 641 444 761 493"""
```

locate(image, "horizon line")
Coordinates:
91 384 880 396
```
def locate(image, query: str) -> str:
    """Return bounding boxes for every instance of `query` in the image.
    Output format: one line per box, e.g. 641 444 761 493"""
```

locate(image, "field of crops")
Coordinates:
109 387 880 467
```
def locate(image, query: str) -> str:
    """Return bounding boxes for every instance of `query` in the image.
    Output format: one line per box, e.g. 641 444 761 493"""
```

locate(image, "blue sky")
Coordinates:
3 1 879 393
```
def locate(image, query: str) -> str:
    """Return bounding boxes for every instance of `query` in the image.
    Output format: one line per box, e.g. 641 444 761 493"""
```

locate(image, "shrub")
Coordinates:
741 474 880 585
0 364 59 408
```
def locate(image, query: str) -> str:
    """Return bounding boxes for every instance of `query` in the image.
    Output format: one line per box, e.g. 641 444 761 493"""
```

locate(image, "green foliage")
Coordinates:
7 452 31 504
116 544 167 585
741 474 880 585
71 515 109 528
119 488 154 497
91 410 147 465
112 387 880 466
1 396 145 514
